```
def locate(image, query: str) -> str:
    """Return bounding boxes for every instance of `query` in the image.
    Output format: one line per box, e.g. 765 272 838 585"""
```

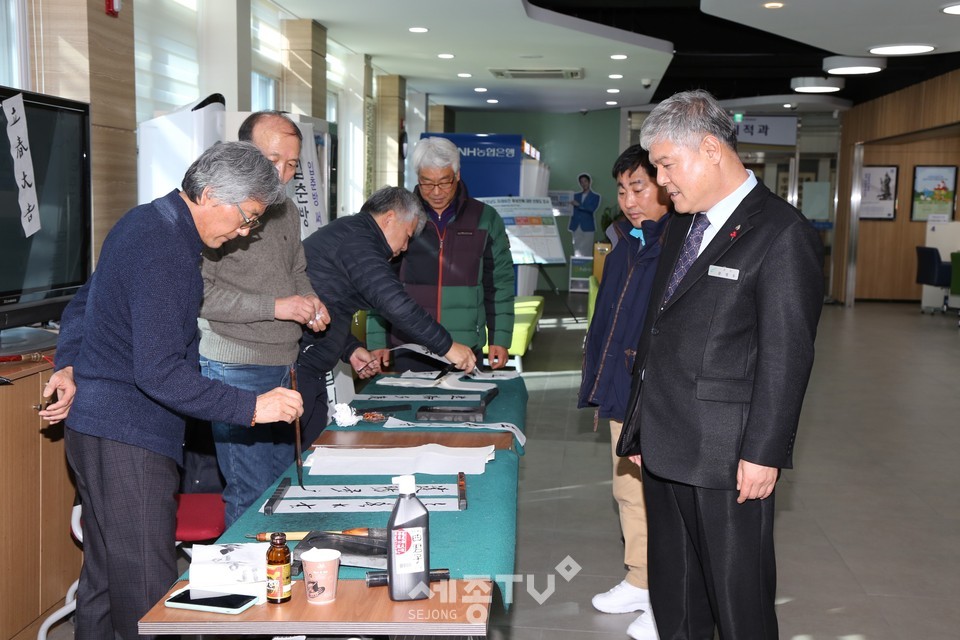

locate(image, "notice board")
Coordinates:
479 196 566 264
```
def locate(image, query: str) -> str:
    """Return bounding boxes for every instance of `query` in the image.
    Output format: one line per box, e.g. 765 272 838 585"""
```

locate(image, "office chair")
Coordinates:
37 493 225 640
915 246 952 313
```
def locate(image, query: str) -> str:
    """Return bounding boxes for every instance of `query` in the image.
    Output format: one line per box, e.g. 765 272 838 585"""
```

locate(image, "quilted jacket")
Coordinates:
298 211 453 374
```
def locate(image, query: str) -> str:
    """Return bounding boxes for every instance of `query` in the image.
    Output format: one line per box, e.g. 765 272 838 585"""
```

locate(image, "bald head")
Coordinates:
239 111 302 185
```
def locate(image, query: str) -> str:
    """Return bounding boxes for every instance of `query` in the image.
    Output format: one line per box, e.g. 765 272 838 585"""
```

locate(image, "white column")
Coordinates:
337 51 370 217
197 0 251 111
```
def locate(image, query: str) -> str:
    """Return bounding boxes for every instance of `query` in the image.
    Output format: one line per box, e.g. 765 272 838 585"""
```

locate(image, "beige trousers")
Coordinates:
609 419 649 589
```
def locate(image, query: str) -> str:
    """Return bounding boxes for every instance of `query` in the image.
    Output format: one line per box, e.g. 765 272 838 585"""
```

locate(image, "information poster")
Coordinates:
479 196 566 264
911 165 957 221
860 166 897 219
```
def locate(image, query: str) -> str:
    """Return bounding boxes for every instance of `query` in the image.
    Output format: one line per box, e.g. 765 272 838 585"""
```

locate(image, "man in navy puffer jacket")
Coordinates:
297 186 476 444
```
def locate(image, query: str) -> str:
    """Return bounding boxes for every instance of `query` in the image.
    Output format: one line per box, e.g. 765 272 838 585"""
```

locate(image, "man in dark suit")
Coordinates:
618 90 823 640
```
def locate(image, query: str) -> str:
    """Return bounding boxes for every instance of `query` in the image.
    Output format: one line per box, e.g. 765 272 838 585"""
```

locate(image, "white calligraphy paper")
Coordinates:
383 417 527 448
282 483 456 499
1 93 40 237
262 497 459 514
377 372 496 392
389 343 451 364
353 393 482 402
305 443 495 476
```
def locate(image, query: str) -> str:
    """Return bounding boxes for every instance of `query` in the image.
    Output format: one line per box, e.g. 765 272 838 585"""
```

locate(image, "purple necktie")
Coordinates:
663 213 710 303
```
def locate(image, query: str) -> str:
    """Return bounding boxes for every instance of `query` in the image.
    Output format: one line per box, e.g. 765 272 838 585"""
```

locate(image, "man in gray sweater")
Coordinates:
198 111 328 525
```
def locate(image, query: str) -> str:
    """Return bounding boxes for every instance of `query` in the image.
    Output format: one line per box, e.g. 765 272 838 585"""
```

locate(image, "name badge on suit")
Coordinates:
707 265 739 281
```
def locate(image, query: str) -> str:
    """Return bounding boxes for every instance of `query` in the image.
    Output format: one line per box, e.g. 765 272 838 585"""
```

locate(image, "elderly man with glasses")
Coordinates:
367 136 515 372
50 141 304 640
196 111 328 527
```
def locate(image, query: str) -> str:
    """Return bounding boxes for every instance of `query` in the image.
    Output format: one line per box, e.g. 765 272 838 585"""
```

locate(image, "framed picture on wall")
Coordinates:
859 165 897 220
911 165 957 221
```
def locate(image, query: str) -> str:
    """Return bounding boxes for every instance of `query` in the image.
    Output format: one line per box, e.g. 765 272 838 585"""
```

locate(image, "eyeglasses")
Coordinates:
235 204 262 230
418 178 456 192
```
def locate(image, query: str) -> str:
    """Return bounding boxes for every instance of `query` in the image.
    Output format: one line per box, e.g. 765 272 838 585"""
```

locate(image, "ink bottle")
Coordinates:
266 532 292 604
386 474 430 601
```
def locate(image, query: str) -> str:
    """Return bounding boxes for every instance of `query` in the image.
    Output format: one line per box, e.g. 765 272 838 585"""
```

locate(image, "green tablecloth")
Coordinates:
329 375 529 454
221 449 519 595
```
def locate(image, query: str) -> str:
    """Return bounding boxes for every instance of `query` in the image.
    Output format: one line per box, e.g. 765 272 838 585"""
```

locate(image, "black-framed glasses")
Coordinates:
418 178 456 192
235 204 262 230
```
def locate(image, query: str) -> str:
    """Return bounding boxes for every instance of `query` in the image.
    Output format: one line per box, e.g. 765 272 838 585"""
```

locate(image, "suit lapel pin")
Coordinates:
729 224 741 240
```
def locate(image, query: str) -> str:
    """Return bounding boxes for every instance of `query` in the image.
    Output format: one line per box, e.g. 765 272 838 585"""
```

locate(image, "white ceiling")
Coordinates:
271 0 960 114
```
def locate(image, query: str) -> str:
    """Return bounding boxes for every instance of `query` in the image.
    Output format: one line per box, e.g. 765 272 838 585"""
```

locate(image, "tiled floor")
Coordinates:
46 296 960 639
486 296 960 640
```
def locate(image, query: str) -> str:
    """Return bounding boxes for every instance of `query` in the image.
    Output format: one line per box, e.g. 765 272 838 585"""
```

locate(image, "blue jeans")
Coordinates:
200 358 294 527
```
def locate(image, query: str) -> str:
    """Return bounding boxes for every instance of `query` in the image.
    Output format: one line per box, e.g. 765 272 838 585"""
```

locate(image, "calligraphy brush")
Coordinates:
289 365 306 490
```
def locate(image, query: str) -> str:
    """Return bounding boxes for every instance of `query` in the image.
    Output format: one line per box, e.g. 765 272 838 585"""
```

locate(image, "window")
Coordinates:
0 0 24 88
134 0 200 122
251 71 277 111
251 0 288 111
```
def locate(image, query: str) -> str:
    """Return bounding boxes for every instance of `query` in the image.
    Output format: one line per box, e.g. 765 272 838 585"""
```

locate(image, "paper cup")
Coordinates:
301 548 341 604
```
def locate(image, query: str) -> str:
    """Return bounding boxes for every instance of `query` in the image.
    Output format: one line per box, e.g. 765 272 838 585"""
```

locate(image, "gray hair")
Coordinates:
181 141 286 207
361 186 428 235
640 89 738 153
411 136 460 175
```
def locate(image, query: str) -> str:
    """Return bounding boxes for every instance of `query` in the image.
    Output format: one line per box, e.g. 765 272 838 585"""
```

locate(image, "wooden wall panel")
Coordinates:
854 138 960 299
25 0 90 103
833 71 960 303
281 19 327 117
26 0 138 263
91 126 138 261
920 69 960 132
87 0 137 131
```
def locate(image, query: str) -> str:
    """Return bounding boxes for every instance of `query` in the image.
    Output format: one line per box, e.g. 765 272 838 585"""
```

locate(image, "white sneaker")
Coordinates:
591 580 650 613
627 609 659 640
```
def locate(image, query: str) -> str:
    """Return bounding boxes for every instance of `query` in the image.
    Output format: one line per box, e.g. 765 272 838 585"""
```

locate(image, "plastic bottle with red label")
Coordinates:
386 474 430 601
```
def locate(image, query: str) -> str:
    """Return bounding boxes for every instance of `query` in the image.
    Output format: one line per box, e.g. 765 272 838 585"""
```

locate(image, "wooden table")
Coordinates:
140 579 491 637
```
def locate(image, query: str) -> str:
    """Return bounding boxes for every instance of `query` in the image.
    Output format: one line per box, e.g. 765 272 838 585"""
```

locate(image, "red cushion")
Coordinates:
175 493 226 542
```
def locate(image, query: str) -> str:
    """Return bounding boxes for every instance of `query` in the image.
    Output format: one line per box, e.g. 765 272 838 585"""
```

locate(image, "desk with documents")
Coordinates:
140 374 526 637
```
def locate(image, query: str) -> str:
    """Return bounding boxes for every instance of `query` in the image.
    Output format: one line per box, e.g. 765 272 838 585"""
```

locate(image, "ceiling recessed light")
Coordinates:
408 27 428 33
606 101 618 106
608 74 623 79
457 73 472 78
474 87 487 93
763 2 785 8
486 99 499 104
790 77 844 93
869 44 934 55
942 3 960 15
823 56 886 75
783 103 794 109
610 54 627 60
606 88 620 94
437 53 455 59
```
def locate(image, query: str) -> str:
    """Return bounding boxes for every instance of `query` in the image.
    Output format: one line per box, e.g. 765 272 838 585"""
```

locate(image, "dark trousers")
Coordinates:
297 363 329 448
642 466 778 640
65 428 178 640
